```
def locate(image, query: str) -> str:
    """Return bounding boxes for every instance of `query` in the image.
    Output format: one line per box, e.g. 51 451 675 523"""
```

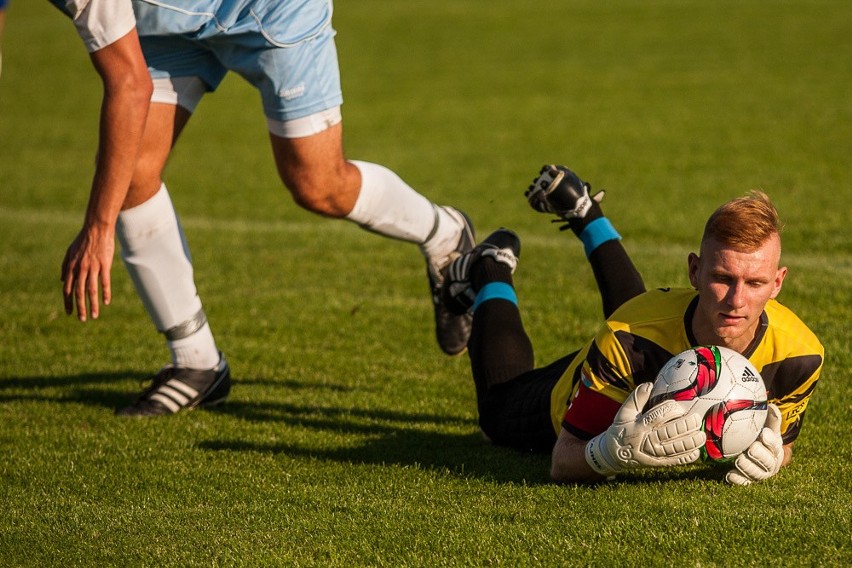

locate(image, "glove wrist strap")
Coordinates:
585 434 620 477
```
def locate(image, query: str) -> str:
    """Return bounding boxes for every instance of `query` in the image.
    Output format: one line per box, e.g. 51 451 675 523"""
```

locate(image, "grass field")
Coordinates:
1 1 850 565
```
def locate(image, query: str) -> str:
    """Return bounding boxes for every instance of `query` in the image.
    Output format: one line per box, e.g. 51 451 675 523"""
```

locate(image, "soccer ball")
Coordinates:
646 345 768 462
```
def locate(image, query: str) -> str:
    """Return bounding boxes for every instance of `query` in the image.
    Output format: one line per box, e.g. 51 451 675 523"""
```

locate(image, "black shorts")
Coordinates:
478 351 579 453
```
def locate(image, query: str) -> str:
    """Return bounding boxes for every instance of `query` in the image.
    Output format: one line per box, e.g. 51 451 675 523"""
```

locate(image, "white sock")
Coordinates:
116 184 220 370
346 161 462 260
168 322 219 369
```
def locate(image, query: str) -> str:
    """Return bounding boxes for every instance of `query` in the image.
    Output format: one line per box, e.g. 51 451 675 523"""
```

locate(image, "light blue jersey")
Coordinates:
134 0 342 122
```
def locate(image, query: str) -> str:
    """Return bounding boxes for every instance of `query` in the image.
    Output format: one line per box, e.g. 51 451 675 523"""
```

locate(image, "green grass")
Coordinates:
1 0 851 565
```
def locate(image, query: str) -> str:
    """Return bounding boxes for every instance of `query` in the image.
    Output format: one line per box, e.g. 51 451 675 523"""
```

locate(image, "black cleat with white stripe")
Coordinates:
441 228 520 315
116 353 230 417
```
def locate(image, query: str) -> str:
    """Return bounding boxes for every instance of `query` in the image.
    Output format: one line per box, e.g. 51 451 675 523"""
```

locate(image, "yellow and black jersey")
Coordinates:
554 288 823 444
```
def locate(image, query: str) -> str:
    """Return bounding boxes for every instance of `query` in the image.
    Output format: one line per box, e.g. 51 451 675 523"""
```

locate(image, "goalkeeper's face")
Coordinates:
687 235 787 353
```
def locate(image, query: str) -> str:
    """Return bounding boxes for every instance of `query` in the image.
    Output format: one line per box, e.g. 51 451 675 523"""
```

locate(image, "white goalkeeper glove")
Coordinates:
585 382 707 477
725 403 784 486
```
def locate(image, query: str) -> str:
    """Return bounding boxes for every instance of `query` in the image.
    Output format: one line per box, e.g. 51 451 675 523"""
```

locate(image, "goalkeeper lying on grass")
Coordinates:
441 165 823 484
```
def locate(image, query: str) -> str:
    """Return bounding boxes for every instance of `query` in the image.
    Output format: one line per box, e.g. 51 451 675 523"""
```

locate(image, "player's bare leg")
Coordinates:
116 100 229 416
124 102 189 207
270 122 476 355
270 122 360 217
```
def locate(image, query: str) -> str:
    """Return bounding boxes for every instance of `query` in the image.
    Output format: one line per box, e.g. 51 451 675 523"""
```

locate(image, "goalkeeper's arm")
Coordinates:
551 383 706 483
551 430 607 483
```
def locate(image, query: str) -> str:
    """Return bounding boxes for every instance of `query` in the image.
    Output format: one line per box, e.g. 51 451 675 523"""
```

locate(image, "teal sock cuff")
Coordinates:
580 217 620 257
472 282 518 312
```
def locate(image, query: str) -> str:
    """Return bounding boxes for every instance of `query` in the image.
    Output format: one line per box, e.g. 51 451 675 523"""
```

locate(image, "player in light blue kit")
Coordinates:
56 0 475 416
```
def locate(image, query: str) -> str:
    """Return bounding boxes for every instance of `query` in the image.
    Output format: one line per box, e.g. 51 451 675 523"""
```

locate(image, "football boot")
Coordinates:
442 228 521 315
116 353 231 417
426 207 476 356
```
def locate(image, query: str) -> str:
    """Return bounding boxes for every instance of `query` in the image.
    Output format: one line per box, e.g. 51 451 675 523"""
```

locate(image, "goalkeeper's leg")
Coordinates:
467 269 568 453
570 203 646 318
455 230 560 452
466 246 534 406
527 165 646 318
587 240 646 319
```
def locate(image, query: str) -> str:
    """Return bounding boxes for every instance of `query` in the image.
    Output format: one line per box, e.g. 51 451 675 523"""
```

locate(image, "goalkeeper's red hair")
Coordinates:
702 190 784 253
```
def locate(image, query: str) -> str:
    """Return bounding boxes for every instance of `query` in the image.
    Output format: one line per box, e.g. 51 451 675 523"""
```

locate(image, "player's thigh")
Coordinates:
222 20 343 127
141 101 193 166
270 120 345 177
480 370 560 454
138 31 228 95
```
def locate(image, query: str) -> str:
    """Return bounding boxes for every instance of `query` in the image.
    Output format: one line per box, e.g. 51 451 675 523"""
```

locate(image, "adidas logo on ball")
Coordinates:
741 367 760 383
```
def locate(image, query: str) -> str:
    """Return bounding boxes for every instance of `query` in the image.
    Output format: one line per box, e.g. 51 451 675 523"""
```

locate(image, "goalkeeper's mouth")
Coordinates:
718 312 749 326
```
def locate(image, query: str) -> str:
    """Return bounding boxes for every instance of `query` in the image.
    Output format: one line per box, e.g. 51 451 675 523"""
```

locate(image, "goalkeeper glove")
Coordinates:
585 382 707 477
725 403 784 486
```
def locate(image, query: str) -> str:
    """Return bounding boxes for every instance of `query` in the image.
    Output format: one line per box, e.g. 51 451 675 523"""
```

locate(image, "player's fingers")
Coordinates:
642 446 702 467
629 381 654 409
615 382 657 422
63 291 74 316
61 251 70 283
658 433 706 458
75 266 89 322
665 427 706 454
645 421 705 458
101 269 111 307
725 469 752 486
746 441 774 469
657 412 702 440
61 254 75 315
734 448 773 482
63 273 75 315
758 426 783 452
88 267 100 320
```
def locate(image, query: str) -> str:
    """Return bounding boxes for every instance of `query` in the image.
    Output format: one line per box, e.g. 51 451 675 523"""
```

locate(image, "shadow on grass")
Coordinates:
0 372 357 411
199 428 554 486
0 371 149 409
200 400 726 486
201 399 557 484
0 373 728 486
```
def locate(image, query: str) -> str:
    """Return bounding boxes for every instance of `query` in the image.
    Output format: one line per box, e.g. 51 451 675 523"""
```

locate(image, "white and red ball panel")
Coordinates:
647 346 768 462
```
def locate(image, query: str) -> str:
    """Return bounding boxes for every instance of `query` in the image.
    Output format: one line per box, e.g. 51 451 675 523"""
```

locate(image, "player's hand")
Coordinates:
61 225 115 322
585 382 706 477
725 403 784 486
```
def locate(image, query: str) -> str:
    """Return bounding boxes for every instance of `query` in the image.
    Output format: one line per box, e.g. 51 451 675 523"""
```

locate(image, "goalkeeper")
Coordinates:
441 165 823 484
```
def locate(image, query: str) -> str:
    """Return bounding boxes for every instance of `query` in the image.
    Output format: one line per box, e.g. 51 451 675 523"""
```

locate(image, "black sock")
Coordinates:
471 258 513 292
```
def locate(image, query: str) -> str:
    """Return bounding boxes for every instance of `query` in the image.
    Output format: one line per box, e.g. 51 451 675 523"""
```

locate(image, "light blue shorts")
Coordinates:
133 0 343 122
